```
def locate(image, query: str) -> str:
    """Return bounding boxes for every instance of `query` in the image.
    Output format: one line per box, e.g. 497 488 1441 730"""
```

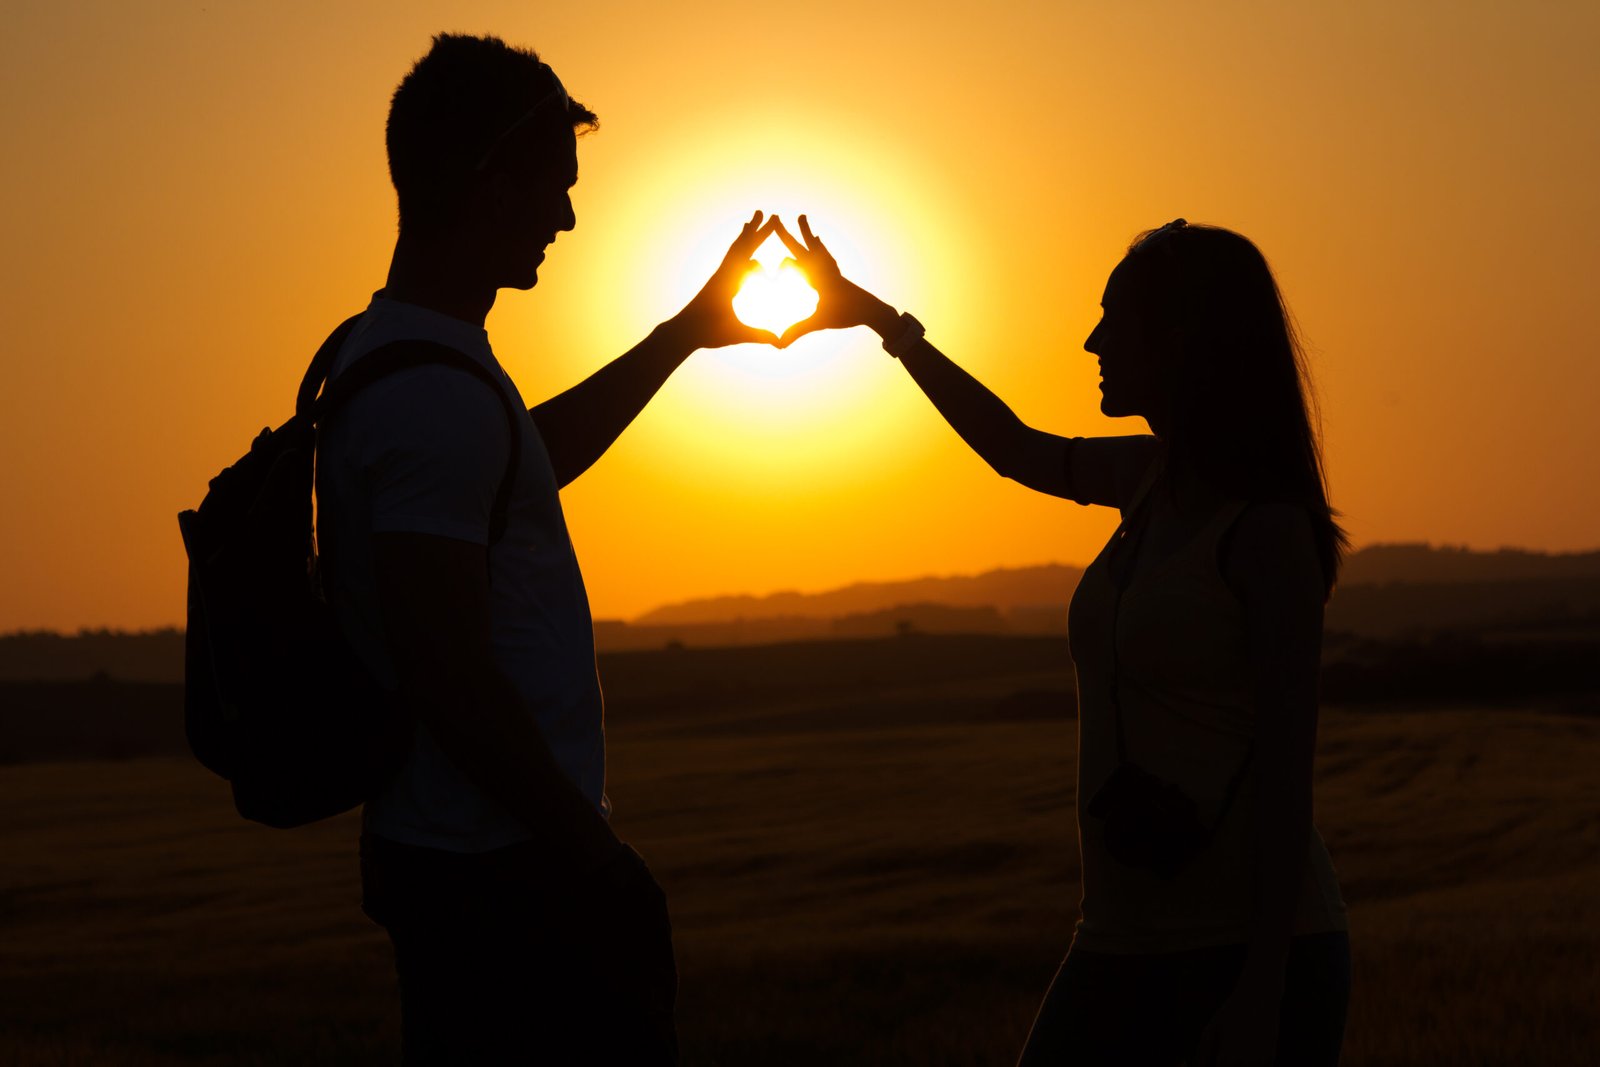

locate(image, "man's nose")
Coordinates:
1084 321 1103 353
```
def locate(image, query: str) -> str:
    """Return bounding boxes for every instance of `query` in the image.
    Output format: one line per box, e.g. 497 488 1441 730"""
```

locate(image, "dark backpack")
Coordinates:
177 314 521 828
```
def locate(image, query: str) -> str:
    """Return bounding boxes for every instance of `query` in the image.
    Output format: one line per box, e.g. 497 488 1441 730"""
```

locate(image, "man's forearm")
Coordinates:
529 321 696 487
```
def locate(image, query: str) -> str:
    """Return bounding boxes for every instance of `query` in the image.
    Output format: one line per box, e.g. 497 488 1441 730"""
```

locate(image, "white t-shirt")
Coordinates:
315 295 607 853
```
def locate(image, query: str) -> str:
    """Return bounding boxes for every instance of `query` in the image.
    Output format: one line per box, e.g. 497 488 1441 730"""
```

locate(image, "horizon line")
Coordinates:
10 540 1600 638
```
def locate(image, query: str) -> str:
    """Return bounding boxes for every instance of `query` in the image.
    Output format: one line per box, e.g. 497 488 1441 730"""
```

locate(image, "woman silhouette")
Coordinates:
775 217 1351 1065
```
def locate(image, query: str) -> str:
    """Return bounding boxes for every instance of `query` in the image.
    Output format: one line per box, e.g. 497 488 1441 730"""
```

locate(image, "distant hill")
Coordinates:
636 546 1600 628
1328 545 1600 639
634 564 1086 625
1340 543 1600 585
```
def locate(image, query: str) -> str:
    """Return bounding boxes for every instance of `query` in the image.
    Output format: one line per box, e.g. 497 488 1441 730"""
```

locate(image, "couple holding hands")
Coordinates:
328 32 1349 1067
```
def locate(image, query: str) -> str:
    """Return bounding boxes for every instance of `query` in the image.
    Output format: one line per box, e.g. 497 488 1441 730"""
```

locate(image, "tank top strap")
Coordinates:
1162 497 1248 584
1200 498 1252 551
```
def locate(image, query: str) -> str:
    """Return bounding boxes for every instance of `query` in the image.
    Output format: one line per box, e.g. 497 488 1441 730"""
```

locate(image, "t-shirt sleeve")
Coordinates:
350 365 511 546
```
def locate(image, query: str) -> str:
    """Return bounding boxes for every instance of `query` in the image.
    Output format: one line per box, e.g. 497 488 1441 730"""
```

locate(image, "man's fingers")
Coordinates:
735 210 767 252
798 214 817 245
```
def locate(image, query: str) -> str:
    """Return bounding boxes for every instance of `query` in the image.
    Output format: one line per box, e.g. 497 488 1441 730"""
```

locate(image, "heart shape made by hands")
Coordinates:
732 233 819 336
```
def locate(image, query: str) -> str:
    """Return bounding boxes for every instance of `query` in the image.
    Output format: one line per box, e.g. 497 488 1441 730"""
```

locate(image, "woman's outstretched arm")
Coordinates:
895 338 1082 497
773 215 1157 507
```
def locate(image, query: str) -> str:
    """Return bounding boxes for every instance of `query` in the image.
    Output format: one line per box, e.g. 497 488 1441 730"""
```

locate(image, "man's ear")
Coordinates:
455 171 509 245
1160 323 1194 360
479 168 513 217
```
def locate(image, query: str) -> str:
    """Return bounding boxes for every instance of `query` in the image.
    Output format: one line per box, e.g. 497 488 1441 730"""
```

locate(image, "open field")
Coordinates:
4 636 1599 1065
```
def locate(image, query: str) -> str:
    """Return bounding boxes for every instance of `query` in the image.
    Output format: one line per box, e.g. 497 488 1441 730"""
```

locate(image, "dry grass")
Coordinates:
4 682 1597 1064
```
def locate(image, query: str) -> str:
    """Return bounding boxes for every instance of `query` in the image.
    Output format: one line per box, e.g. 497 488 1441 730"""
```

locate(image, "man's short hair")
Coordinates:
387 34 598 233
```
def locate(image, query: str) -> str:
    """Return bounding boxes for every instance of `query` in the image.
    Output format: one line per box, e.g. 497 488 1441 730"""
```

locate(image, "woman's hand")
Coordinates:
664 211 782 350
770 215 900 347
1190 976 1282 1067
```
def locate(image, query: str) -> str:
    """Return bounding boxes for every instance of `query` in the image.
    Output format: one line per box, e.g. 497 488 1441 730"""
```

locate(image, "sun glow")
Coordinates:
546 111 989 506
731 238 819 336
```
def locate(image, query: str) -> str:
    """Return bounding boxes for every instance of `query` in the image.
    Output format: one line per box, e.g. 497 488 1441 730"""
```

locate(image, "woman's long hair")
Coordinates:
1120 222 1348 594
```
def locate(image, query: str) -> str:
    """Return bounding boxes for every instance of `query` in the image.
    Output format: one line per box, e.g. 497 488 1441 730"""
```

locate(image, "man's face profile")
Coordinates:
483 124 579 291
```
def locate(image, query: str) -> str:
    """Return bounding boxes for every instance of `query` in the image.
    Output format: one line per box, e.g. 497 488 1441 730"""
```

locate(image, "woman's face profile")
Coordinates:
1084 259 1170 422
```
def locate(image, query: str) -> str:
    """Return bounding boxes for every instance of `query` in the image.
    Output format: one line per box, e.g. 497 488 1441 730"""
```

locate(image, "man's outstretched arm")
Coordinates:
530 211 777 487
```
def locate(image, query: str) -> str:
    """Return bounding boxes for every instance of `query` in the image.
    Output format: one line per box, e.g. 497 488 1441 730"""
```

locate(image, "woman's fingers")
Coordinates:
794 214 839 270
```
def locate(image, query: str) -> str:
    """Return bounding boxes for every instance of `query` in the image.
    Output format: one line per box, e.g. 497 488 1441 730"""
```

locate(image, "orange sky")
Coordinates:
3 2 1598 632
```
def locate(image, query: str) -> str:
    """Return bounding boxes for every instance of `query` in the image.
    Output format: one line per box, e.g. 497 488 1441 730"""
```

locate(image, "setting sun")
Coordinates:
731 245 818 336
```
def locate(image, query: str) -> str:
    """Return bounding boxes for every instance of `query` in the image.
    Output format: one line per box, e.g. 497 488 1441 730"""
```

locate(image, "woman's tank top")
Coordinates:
1067 461 1347 954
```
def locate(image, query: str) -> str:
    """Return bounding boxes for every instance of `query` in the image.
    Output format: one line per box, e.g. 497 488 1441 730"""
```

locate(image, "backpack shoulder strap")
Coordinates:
303 336 523 546
296 314 366 417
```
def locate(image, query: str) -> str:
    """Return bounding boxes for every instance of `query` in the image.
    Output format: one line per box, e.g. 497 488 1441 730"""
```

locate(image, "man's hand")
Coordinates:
771 214 899 348
664 210 782 350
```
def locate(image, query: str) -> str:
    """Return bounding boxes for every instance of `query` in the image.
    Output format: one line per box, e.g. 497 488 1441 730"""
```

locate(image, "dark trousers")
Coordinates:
361 833 679 1066
1017 931 1350 1066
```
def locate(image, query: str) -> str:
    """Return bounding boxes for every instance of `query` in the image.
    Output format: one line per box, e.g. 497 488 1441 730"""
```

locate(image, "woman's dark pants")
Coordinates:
1017 931 1350 1066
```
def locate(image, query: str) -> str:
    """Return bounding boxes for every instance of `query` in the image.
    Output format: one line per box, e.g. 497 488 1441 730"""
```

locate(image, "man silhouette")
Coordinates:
314 33 777 1064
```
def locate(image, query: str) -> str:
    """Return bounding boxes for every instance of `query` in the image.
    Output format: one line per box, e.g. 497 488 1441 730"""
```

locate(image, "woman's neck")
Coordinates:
1156 447 1226 515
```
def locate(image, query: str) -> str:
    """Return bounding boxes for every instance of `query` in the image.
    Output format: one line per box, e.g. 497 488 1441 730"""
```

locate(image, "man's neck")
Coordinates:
384 230 497 327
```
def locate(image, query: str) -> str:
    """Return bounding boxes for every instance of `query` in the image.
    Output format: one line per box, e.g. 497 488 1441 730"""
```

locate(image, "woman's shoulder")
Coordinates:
1220 499 1323 602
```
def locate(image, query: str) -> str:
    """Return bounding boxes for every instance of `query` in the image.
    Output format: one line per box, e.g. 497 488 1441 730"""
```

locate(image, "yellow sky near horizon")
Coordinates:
3 1 1598 632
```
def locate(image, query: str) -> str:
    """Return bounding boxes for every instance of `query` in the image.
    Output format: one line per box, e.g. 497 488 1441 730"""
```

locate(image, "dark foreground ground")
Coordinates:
4 636 1598 1065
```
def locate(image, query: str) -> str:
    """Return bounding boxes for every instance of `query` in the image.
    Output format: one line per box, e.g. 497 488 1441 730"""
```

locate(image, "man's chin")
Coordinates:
499 253 546 291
